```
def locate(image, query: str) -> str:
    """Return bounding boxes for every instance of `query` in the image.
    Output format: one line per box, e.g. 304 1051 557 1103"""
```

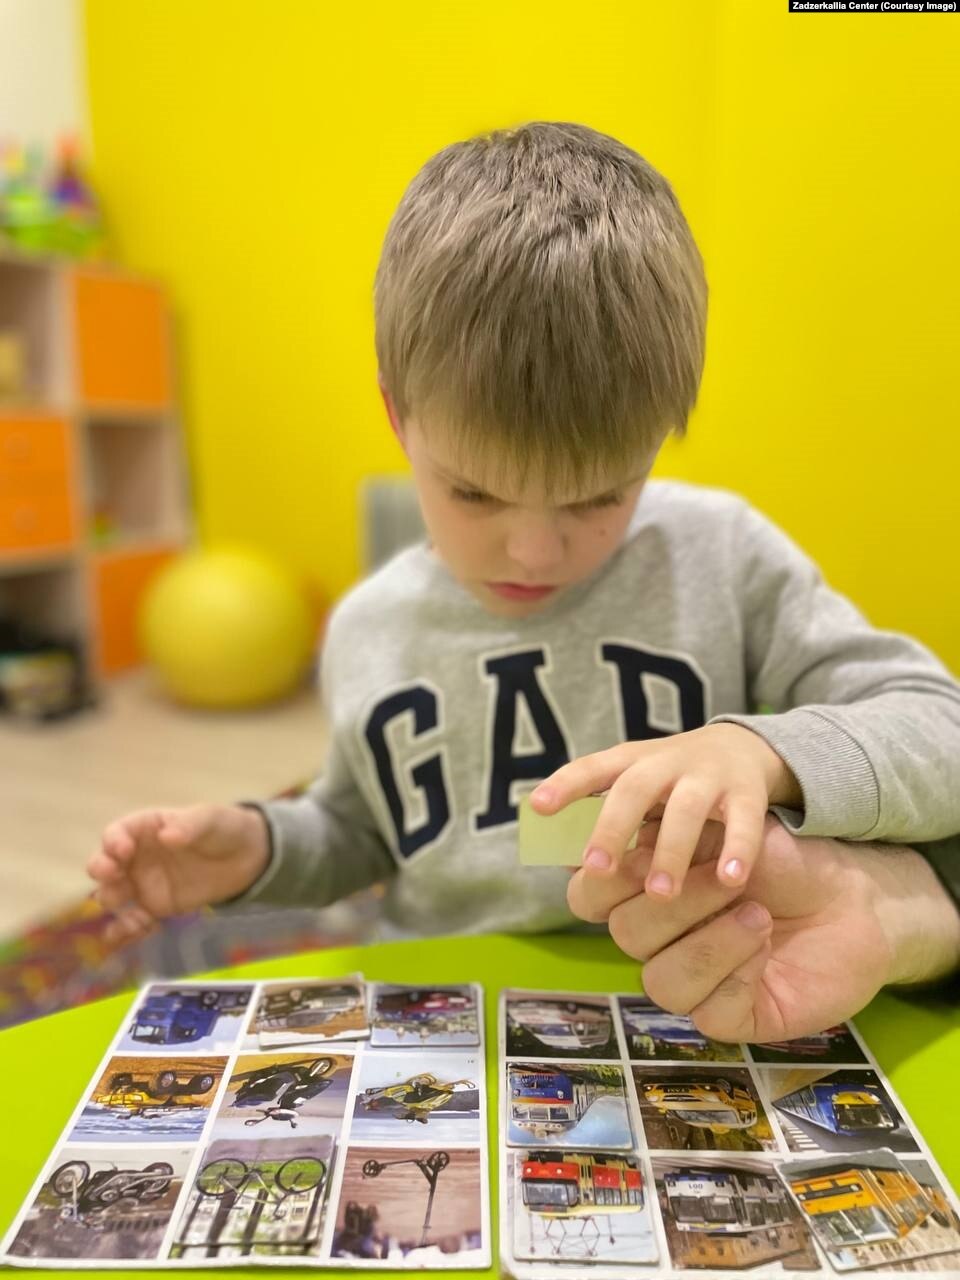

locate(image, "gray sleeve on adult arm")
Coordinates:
226 732 396 908
711 504 960 842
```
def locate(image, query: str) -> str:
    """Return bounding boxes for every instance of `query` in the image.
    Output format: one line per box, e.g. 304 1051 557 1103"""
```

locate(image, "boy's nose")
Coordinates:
504 516 566 577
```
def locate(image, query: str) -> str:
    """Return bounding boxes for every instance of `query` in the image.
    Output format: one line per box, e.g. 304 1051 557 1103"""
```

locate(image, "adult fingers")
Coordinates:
529 745 641 814
688 943 772 1043
641 900 773 1016
606 860 746 961
645 781 718 899
715 791 768 888
568 847 650 923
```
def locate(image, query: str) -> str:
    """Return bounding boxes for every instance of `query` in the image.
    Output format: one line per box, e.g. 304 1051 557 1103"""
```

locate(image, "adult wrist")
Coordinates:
863 844 960 986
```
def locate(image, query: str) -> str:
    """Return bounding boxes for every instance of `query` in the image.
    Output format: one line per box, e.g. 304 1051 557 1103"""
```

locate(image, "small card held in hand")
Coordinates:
517 793 606 866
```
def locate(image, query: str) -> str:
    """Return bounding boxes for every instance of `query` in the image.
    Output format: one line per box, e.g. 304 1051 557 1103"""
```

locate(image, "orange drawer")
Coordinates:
0 416 71 481
0 487 74 552
92 546 177 675
72 271 171 408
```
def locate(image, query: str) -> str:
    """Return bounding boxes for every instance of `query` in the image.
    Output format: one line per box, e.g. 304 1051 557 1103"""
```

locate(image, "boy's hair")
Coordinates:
374 121 708 494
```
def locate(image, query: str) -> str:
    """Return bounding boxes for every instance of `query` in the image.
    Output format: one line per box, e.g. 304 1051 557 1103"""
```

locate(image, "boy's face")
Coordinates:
390 403 656 619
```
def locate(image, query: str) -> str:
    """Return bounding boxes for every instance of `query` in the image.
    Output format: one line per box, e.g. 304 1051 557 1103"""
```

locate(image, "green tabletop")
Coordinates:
2 931 958 1277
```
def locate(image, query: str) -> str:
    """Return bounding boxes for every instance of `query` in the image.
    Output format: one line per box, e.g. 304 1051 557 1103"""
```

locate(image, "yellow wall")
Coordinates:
84 1 958 669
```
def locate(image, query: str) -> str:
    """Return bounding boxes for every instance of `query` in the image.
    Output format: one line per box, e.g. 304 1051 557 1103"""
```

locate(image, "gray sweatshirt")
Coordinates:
237 481 960 935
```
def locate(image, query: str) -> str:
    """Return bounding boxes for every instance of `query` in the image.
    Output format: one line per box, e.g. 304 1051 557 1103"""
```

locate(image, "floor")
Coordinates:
0 672 329 937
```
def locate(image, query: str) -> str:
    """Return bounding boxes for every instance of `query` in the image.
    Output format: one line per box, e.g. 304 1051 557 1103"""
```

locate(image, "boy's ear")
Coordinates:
378 370 407 451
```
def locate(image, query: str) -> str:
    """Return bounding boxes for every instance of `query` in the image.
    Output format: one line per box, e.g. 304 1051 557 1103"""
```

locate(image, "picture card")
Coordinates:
370 983 481 1047
350 1050 482 1144
211 1050 355 1139
253 976 369 1047
329 1146 486 1268
618 995 745 1063
70 1054 227 1144
505 1060 634 1150
6 1145 194 1262
117 982 254 1055
170 1135 337 1260
517 793 606 866
778 1150 960 1272
506 990 619 1060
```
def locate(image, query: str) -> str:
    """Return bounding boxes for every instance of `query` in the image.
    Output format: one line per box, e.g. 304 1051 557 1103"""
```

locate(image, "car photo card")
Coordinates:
116 981 254 1055
253 975 369 1047
169 1134 337 1261
328 1145 486 1268
212 1049 357 1140
369 983 481 1047
617 995 745 1064
632 1064 777 1154
510 1148 660 1267
651 1153 822 1272
5 1143 194 1263
778 1150 960 1272
505 989 619 1060
350 1049 482 1145
759 1067 920 1155
505 1060 634 1151
69 1053 228 1144
746 1024 869 1066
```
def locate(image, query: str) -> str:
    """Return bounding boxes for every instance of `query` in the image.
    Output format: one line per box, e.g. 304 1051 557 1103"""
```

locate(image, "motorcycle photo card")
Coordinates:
348 1049 483 1145
369 983 481 1047
251 975 370 1048
4 1143 194 1264
211 1049 357 1140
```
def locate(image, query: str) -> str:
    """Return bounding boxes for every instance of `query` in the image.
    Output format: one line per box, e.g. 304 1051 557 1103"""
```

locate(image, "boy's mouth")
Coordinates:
486 582 557 602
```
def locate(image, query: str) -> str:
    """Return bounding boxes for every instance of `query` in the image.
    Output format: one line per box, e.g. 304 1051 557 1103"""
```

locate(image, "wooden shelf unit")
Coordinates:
0 250 190 681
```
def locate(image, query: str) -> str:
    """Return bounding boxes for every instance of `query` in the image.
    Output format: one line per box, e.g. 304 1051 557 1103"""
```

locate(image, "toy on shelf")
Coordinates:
0 136 107 261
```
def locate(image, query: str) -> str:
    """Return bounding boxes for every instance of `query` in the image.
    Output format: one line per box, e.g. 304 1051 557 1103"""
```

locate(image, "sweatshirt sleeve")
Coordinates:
711 503 960 842
222 625 396 909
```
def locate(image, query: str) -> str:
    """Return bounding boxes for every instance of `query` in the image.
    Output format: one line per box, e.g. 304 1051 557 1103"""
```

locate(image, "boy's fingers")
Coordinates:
689 943 772 1043
645 781 718 899
606 860 745 961
530 745 638 813
716 792 768 887
87 848 127 882
583 765 673 868
104 905 157 946
94 875 137 913
641 900 773 1016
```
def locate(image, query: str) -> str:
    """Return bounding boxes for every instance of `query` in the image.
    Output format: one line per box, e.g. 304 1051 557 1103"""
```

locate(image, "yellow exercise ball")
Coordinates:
140 546 316 708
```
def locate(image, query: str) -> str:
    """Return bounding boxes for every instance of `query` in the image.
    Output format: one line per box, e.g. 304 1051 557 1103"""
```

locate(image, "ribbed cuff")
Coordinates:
710 708 881 838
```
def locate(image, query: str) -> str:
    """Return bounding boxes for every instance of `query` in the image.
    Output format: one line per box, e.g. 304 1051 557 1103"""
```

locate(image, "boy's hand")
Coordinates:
567 816 960 1042
87 804 271 945
530 725 801 897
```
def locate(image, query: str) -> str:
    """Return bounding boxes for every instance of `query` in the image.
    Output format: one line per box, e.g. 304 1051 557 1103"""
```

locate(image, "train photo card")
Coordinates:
510 1149 660 1267
618 997 746 1064
506 990 621 1060
650 1154 822 1273
505 1061 635 1151
631 1065 777 1155
777 1150 960 1272
211 1049 356 1140
759 1067 920 1156
369 983 481 1047
252 975 370 1047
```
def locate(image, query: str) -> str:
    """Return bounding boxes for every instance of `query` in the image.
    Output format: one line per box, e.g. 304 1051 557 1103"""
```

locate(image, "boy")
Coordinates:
89 123 960 1032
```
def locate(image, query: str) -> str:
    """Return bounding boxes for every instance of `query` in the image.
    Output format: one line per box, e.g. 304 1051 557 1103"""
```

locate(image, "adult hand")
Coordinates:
567 815 960 1042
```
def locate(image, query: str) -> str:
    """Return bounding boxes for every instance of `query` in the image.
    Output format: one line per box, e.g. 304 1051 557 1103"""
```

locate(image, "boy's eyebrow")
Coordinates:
435 462 648 503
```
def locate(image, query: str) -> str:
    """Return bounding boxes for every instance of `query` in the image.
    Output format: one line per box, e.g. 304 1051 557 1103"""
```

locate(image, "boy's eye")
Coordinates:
571 492 624 512
451 487 494 505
